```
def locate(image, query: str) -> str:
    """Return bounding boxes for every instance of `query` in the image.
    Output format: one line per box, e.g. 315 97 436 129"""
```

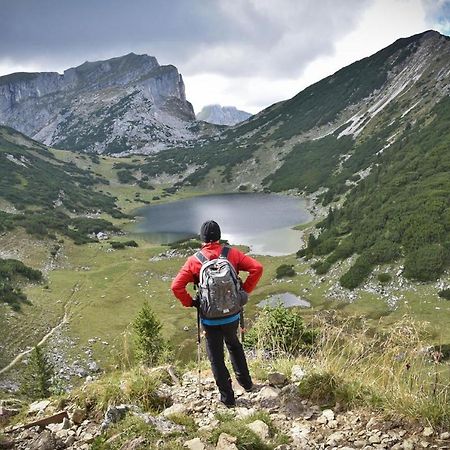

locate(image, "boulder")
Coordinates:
28 400 51 414
119 436 147 450
291 365 306 382
162 403 188 417
71 407 87 425
267 372 287 386
0 406 20 425
257 386 280 407
184 437 206 450
326 430 346 446
235 407 256 420
216 433 238 450
101 404 131 430
137 413 185 435
247 419 270 440
322 409 335 422
28 430 64 450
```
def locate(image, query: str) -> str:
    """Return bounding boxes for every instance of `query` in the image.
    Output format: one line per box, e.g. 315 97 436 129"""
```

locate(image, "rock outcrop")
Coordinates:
0 53 204 154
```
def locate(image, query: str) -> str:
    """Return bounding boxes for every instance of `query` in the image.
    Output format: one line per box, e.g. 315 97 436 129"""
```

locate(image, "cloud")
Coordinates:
1 1 441 114
0 0 370 80
422 0 450 33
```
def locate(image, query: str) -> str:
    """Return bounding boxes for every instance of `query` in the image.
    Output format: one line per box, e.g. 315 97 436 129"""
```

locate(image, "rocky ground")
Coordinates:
1 365 449 450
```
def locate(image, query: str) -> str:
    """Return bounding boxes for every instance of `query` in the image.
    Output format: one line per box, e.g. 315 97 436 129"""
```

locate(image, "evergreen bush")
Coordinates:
275 264 296 279
404 244 447 281
21 346 54 400
377 273 392 283
133 301 166 367
438 289 450 300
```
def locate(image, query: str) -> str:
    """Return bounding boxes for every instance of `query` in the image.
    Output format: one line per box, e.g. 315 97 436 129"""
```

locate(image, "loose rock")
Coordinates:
247 419 270 440
184 437 206 450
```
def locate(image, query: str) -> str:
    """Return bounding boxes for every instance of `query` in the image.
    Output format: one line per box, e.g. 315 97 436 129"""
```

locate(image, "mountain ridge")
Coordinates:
0 53 207 154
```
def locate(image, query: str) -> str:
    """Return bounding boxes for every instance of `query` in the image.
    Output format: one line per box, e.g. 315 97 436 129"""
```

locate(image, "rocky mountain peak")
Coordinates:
196 104 252 126
62 52 160 89
0 52 202 154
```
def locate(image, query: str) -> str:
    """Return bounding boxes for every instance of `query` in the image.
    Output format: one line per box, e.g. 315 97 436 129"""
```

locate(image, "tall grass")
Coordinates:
296 314 450 428
70 367 170 413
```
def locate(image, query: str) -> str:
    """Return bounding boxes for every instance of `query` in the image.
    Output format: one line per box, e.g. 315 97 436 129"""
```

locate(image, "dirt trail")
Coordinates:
0 282 81 376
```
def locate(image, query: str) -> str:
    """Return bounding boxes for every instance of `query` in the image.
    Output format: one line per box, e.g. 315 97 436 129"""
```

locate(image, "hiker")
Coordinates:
171 220 263 407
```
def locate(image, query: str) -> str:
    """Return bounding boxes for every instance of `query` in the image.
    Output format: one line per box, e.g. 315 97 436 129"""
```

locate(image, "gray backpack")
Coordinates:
195 246 247 319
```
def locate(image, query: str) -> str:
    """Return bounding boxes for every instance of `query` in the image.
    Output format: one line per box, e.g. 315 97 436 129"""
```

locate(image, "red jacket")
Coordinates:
171 242 263 307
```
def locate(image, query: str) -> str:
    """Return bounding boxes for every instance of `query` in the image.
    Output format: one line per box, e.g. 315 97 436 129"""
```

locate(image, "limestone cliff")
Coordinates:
0 53 200 154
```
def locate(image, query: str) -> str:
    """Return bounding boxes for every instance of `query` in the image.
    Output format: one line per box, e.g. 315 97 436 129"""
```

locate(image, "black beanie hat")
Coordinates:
200 220 221 243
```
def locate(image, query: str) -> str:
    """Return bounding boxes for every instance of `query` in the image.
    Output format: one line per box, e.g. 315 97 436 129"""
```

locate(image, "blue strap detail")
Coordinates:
201 312 240 326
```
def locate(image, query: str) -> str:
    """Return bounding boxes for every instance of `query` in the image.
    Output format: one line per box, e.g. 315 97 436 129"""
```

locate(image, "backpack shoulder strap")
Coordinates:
194 250 208 264
220 245 230 259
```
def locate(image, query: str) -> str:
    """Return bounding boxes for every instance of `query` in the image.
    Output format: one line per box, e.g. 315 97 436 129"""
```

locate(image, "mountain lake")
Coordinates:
132 193 312 256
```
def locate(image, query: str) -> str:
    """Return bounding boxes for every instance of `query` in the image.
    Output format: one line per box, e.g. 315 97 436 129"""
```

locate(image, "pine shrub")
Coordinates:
133 301 166 367
275 264 296 279
438 289 450 300
21 346 54 400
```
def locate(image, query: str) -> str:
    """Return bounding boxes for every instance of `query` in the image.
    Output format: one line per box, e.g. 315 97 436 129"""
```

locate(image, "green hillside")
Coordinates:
0 126 125 244
305 96 450 285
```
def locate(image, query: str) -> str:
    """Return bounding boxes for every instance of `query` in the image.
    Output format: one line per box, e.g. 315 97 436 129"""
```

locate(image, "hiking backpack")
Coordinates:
194 246 247 320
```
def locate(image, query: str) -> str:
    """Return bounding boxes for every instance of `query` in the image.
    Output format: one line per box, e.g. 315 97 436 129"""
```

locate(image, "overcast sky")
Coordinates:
0 0 449 114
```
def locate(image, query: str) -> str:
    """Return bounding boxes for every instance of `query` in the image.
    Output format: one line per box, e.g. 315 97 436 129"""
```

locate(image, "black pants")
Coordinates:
203 319 252 405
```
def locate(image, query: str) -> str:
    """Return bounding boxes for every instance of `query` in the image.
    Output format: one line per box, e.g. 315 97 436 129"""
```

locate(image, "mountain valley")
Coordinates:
0 30 449 413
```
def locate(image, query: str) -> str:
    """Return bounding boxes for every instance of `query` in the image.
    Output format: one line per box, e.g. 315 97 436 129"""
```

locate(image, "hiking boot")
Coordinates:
243 383 255 393
220 399 236 408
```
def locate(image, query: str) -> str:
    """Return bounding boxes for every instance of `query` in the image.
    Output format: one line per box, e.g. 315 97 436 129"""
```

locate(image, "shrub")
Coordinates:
275 264 296 279
312 260 331 275
367 240 400 264
404 244 448 281
137 180 155 190
340 255 373 289
133 301 166 367
438 289 450 300
298 372 338 406
0 258 42 310
168 238 202 251
244 305 317 356
314 237 339 256
117 170 137 184
328 238 354 262
110 241 126 249
110 240 138 249
21 346 54 400
377 273 392 283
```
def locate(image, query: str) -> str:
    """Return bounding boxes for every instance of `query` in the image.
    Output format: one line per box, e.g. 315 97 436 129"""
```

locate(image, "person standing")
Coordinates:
171 220 263 407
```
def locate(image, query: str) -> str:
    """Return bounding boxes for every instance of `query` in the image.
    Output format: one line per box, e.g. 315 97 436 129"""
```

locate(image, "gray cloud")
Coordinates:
0 0 371 79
